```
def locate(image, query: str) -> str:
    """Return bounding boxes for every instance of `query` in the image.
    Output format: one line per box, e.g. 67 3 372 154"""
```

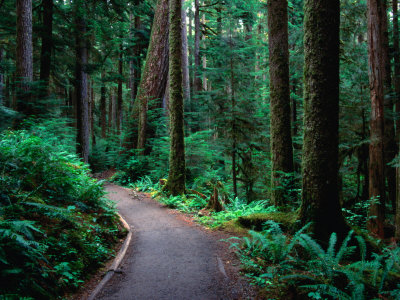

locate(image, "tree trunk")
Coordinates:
74 3 90 163
181 0 190 104
100 72 107 138
268 0 294 207
381 0 397 216
393 0 400 240
108 90 112 134
367 0 386 238
39 0 53 100
166 0 186 195
194 0 202 92
0 48 4 105
136 0 169 150
188 7 194 95
16 0 33 118
117 45 123 135
300 0 347 243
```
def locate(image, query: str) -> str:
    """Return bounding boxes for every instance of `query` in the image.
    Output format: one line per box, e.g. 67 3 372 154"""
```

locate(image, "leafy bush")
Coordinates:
0 130 121 299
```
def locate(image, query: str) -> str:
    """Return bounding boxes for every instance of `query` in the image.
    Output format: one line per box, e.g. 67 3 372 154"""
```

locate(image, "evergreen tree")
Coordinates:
300 0 348 243
16 0 33 118
166 0 185 195
367 0 386 238
267 0 294 207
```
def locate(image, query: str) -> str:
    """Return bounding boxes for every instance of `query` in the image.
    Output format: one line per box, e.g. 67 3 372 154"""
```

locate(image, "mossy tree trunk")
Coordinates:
299 0 347 243
166 0 186 195
268 0 294 207
74 1 90 163
136 0 169 150
16 0 33 118
367 0 386 238
393 0 400 240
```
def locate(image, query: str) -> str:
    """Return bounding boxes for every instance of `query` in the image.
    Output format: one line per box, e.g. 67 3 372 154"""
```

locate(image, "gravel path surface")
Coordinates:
95 184 254 300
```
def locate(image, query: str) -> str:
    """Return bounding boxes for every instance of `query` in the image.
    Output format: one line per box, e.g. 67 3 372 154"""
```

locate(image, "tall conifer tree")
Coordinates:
268 0 294 206
300 0 347 243
166 0 185 195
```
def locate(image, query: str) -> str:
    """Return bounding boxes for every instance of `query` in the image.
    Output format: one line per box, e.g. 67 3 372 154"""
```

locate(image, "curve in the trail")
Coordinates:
95 184 233 300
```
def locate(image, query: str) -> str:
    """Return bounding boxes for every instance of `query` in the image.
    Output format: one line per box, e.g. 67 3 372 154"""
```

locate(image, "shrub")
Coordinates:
0 130 121 299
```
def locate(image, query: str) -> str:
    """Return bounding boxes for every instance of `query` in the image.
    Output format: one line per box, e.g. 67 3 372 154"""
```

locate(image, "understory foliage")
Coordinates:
0 127 122 299
226 222 400 299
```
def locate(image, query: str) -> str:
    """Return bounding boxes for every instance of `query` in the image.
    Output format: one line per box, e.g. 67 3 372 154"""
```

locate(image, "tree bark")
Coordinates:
393 0 400 240
268 0 294 207
39 0 53 99
117 45 123 135
100 72 107 138
136 0 169 150
367 0 386 238
181 0 191 104
16 0 33 118
194 0 202 92
166 0 186 195
381 0 397 216
300 0 347 243
108 89 112 134
74 3 90 163
0 48 4 105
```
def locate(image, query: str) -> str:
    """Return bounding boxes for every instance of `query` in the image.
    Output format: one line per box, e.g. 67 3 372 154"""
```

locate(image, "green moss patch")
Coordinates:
238 212 297 231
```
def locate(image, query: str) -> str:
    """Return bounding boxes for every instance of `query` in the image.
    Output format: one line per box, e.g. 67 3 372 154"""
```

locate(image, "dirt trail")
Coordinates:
95 184 255 300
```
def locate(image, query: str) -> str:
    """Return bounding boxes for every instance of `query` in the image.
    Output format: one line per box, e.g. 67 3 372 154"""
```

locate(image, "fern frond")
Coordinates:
355 235 366 262
335 230 354 263
301 283 352 300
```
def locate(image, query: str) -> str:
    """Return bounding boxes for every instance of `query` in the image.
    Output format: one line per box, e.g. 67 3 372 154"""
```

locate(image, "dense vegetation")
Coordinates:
2 0 400 298
0 123 123 298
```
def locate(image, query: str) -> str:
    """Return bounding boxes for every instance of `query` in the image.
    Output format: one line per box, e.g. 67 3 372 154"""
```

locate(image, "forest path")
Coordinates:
95 183 254 300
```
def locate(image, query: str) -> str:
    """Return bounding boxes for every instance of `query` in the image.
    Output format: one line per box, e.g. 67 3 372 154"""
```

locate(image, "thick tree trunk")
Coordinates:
16 0 33 118
136 0 169 150
166 0 186 195
393 0 400 240
181 0 190 104
300 0 347 243
381 0 397 216
75 5 90 163
367 0 386 238
39 0 53 99
268 0 294 207
194 0 202 92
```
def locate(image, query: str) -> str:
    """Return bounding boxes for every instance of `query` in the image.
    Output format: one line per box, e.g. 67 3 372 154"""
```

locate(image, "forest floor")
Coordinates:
82 183 257 300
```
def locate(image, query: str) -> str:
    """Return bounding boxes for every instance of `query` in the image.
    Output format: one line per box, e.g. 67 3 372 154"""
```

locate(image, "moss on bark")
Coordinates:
166 0 186 195
300 0 347 244
268 0 294 207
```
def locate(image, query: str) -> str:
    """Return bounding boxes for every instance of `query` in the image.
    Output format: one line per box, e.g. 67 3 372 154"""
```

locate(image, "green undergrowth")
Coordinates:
0 130 123 299
224 221 400 299
127 176 282 229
